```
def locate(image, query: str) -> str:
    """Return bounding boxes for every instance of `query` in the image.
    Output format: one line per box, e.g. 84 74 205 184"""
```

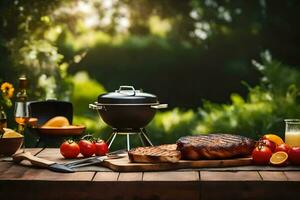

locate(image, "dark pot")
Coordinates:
89 86 167 129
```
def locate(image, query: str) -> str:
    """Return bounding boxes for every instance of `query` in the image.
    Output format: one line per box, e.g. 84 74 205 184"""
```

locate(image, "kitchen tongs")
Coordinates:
64 149 126 169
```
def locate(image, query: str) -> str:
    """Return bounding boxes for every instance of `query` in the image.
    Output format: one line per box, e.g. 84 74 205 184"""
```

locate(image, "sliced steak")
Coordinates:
128 144 181 163
177 134 256 160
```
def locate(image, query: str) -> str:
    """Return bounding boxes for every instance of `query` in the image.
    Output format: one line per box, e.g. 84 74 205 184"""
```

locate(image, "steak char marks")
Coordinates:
177 134 256 160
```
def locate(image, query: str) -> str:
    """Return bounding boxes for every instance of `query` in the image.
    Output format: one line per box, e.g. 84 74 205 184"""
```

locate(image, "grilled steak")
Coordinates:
128 144 181 163
177 134 256 160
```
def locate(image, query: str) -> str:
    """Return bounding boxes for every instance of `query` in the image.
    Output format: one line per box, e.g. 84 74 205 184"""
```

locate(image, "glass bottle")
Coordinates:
14 75 29 151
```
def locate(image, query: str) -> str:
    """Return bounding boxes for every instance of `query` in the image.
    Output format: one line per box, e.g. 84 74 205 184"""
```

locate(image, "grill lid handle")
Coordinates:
117 85 136 96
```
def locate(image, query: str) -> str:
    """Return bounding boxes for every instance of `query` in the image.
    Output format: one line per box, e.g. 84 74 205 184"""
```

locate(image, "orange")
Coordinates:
263 134 284 145
270 151 288 166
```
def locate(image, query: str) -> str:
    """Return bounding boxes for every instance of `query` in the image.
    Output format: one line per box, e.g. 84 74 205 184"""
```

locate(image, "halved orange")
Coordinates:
270 151 288 166
264 134 284 145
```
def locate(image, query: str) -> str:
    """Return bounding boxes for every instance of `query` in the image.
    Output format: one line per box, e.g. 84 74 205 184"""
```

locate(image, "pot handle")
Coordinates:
151 104 168 109
117 85 136 96
89 103 104 110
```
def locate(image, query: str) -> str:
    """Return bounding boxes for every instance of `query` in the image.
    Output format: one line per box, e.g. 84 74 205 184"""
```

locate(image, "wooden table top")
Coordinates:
1 148 300 200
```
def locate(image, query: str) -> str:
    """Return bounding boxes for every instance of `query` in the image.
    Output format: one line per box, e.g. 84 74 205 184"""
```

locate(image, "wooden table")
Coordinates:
1 148 300 200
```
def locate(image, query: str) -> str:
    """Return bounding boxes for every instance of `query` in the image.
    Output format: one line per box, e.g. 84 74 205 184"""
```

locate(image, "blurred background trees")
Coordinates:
0 0 299 145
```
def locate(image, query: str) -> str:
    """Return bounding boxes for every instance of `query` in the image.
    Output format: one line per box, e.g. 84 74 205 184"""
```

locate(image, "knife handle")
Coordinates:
12 152 55 168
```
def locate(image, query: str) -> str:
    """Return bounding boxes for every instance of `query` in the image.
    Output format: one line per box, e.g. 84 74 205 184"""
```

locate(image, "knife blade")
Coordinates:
12 152 74 173
67 156 108 169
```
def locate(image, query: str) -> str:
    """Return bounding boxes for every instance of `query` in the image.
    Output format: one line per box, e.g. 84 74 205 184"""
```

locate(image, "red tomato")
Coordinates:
79 139 96 157
60 140 80 159
94 139 109 156
275 143 291 154
289 147 300 165
252 146 273 165
261 139 277 152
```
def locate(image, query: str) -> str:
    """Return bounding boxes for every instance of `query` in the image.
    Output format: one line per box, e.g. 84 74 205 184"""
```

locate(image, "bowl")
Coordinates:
0 137 23 156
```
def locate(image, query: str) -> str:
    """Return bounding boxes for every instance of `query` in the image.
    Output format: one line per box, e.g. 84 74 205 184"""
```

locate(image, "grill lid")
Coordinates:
97 86 158 104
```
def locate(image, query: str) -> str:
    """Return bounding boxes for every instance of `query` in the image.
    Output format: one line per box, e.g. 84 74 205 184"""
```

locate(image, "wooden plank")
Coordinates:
284 171 300 181
259 171 288 181
92 171 200 199
0 164 29 179
35 148 65 163
118 172 143 181
102 155 252 172
23 148 44 155
200 171 300 200
0 164 94 181
19 169 94 181
200 171 261 181
0 148 43 179
0 181 97 200
91 171 200 199
0 162 12 173
143 171 199 181
0 148 94 181
201 181 300 200
93 172 119 181
0 180 201 200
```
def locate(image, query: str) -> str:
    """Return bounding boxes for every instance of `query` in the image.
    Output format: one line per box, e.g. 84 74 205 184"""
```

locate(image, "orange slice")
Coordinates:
264 134 284 145
270 151 288 166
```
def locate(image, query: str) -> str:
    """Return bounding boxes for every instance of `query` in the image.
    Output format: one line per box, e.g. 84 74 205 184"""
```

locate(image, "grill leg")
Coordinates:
126 133 130 151
138 132 145 146
108 132 117 149
140 128 153 146
106 132 115 143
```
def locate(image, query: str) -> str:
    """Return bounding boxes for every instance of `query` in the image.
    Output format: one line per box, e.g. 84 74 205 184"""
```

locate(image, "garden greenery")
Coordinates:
1 1 300 147
73 52 300 144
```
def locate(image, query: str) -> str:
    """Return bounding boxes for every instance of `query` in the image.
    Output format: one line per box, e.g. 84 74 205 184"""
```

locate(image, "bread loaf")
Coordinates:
128 144 181 163
42 116 70 127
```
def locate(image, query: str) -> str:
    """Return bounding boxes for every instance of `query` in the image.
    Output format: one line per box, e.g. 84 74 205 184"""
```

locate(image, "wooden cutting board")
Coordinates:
101 155 253 172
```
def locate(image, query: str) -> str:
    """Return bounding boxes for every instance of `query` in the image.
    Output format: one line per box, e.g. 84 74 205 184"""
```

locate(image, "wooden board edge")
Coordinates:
101 157 253 172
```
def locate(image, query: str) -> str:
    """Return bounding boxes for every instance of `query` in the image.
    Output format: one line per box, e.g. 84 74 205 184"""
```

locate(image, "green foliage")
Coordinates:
72 53 300 145
1 0 300 147
148 109 198 144
194 53 300 140
71 71 105 114
71 71 107 134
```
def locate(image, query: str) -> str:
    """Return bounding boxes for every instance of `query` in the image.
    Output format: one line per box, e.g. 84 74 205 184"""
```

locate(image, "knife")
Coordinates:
12 152 74 173
62 149 127 169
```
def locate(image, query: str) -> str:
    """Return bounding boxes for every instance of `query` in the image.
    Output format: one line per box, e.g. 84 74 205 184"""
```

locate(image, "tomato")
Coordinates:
252 145 273 165
289 147 300 165
261 139 277 152
79 139 96 157
275 143 291 154
60 140 80 159
94 139 109 156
